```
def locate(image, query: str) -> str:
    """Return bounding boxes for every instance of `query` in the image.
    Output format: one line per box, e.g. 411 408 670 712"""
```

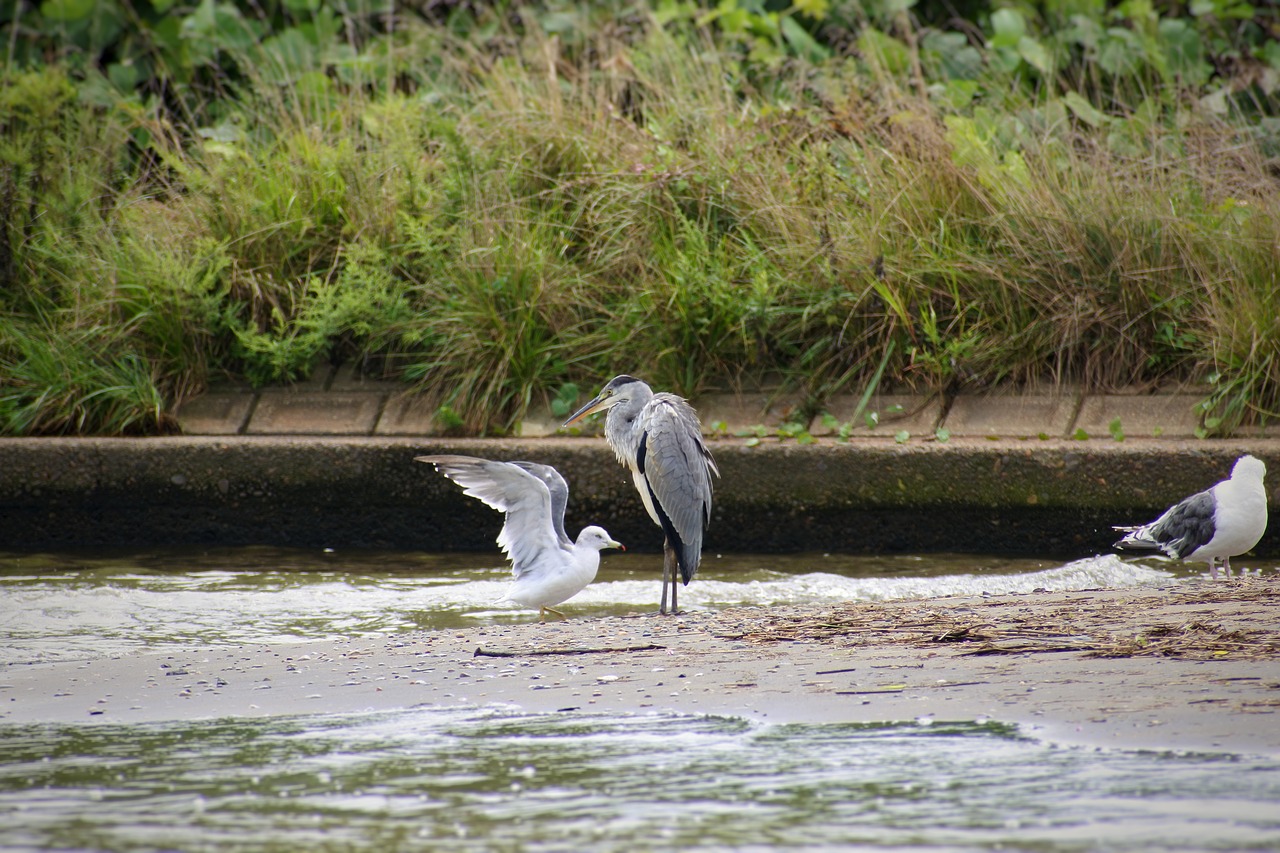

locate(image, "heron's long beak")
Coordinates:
562 393 612 427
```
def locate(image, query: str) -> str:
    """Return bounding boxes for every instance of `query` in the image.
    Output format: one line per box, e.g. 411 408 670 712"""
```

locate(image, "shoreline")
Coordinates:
3 579 1277 755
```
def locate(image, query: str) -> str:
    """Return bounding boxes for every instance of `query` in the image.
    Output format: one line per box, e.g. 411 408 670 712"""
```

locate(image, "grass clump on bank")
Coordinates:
2 1 1279 435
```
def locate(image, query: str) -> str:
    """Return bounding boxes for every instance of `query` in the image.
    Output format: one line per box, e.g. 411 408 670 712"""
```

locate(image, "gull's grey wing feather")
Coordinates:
1114 489 1216 559
510 461 572 547
1144 491 1217 558
637 394 719 583
416 455 562 577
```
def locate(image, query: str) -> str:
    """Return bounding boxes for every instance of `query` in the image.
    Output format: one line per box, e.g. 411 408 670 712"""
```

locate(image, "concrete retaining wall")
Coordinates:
1 437 1274 558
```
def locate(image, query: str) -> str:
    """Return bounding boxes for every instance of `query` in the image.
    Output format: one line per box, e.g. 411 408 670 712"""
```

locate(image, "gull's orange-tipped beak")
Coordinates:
612 541 626 552
562 393 612 428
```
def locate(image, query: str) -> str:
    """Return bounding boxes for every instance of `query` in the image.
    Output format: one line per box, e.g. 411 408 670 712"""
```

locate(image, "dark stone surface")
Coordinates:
1 437 1274 558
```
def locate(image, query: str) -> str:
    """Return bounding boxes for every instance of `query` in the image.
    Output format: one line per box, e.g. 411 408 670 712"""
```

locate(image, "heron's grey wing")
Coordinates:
415 455 561 576
637 394 719 583
510 461 572 547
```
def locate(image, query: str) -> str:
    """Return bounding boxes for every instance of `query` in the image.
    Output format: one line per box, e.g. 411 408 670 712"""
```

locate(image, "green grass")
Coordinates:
2 5 1279 435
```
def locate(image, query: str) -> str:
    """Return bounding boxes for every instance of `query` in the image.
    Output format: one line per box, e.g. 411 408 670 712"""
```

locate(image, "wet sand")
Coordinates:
3 579 1277 755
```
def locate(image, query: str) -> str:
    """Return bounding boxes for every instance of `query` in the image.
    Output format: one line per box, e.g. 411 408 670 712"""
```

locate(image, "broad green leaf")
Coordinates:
182 0 259 62
1064 91 1108 126
1158 18 1210 85
944 115 995 170
857 28 911 75
1002 150 1030 185
1017 36 1054 74
196 121 244 143
989 8 1026 49
793 0 831 20
107 61 140 92
1096 28 1142 76
931 79 980 110
1064 13 1103 49
258 28 316 84
149 15 183 55
922 31 983 80
40 0 93 22
781 16 831 63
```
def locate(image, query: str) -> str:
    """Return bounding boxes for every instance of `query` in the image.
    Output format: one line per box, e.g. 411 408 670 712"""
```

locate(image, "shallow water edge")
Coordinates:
3 574 1277 759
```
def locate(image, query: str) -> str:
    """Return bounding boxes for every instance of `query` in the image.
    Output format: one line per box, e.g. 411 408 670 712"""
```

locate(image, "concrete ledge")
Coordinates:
172 386 1247 444
1 436 1274 558
943 393 1078 438
173 393 254 435
695 392 805 434
248 392 385 435
375 395 445 436
1074 394 1202 439
813 394 942 438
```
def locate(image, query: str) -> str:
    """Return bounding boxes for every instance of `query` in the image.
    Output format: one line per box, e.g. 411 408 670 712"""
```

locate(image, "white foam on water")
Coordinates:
0 553 1178 662
569 553 1176 610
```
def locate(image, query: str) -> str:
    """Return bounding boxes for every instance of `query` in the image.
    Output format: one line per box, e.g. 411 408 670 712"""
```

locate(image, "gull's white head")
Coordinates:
576 525 625 552
1232 455 1266 483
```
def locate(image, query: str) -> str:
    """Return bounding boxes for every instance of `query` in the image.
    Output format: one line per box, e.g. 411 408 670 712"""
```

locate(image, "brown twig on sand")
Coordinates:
474 643 666 658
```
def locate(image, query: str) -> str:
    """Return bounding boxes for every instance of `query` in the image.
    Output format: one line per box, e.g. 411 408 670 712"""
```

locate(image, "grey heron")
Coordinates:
1113 454 1267 579
562 375 718 614
417 455 624 621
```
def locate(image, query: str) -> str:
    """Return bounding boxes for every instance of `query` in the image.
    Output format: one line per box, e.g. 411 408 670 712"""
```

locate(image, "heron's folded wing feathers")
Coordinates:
639 396 718 564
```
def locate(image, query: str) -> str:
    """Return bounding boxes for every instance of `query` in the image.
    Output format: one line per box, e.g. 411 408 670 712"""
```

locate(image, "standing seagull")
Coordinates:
1113 454 1268 579
417 455 623 621
563 375 719 614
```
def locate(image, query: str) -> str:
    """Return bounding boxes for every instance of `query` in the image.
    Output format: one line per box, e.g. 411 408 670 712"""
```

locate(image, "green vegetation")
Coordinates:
2 1 1279 435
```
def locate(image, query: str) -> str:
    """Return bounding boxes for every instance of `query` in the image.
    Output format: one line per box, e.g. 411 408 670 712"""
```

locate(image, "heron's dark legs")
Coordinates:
661 540 678 615
670 552 678 614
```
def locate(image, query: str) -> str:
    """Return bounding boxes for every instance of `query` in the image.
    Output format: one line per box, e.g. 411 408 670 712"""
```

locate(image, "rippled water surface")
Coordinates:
2 708 1278 852
1 549 1277 852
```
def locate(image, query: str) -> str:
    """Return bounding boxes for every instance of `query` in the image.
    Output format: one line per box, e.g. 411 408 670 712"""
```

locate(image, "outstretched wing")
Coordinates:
510 461 573 547
636 394 719 583
416 455 563 577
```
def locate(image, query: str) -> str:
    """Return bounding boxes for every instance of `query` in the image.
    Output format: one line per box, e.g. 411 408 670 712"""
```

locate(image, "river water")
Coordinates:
1 548 1278 852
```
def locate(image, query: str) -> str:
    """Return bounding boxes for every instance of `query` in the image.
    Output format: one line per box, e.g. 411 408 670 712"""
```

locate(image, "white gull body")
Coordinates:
1113 454 1268 579
417 455 623 620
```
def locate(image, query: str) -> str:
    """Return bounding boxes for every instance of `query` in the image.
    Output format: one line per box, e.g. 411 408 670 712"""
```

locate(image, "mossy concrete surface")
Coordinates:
1 437 1275 557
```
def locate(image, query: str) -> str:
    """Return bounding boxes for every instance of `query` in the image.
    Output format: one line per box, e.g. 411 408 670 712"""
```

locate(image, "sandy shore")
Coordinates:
3 579 1278 754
